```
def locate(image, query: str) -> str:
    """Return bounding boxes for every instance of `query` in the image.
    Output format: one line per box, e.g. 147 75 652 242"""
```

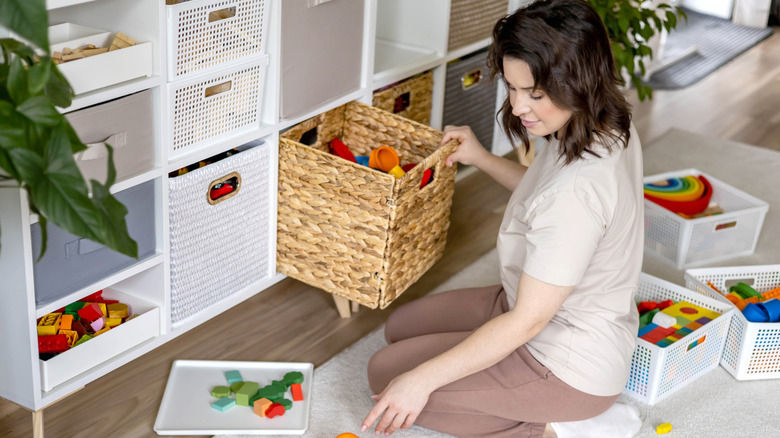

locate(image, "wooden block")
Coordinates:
108 303 129 319
230 381 244 393
58 329 79 347
265 403 285 418
37 313 61 336
105 317 122 327
283 371 304 385
60 314 73 331
278 398 293 410
211 397 235 412
63 47 72 55
256 383 285 401
77 47 109 58
225 370 242 384
109 31 136 52
236 381 259 406
253 398 273 417
291 382 303 401
211 385 230 398
93 326 110 336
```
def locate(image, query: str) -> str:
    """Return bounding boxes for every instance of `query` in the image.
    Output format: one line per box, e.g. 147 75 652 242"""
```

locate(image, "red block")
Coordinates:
291 383 303 402
658 299 674 310
77 303 103 322
38 334 70 354
265 403 286 418
637 301 658 314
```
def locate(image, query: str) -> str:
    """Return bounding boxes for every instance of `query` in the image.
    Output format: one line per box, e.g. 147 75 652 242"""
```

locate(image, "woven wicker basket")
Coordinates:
448 0 508 50
372 71 434 125
277 101 458 309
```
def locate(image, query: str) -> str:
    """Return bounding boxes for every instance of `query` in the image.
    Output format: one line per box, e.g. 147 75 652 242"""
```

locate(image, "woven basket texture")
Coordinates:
448 0 508 50
372 71 434 125
277 101 458 309
169 145 272 324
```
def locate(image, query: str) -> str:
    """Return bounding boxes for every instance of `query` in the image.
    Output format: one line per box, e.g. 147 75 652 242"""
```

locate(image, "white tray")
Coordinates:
154 360 313 435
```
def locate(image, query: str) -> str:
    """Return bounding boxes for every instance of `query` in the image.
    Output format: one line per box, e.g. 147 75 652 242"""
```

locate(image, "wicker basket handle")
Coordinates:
207 171 241 205
411 139 458 191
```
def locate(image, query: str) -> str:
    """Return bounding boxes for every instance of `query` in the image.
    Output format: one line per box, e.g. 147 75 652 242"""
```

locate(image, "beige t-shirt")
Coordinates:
497 124 644 396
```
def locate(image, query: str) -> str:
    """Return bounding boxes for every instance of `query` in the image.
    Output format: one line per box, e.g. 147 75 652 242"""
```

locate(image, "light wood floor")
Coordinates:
1 30 778 438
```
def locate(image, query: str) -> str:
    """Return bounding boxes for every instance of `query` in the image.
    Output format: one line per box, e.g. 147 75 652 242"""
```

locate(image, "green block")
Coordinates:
73 334 92 347
236 381 259 406
230 381 244 393
256 383 285 402
211 385 230 398
65 302 85 314
278 398 293 410
639 309 659 326
212 397 236 412
283 371 304 386
675 316 692 327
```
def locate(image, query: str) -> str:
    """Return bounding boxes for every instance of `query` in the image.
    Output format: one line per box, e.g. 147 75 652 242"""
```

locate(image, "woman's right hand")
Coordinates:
441 125 490 168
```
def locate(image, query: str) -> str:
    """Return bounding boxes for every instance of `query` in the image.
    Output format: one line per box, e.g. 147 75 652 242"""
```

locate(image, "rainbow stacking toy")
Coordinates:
644 174 713 216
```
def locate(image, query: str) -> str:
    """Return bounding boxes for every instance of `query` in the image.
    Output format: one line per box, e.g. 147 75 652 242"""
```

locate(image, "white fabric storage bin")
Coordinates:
168 142 273 325
167 56 267 160
685 264 780 380
166 0 270 80
49 23 154 95
30 180 159 307
65 89 155 185
733 0 772 27
644 168 768 269
624 273 734 405
280 0 364 120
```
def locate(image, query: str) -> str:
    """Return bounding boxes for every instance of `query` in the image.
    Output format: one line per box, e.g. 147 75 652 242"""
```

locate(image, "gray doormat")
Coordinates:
645 7 774 90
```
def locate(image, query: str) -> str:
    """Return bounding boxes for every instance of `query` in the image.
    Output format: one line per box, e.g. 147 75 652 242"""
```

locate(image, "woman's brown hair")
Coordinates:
488 0 632 164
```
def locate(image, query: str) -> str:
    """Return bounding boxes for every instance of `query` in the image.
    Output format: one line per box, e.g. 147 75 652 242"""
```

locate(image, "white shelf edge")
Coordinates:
35 252 164 318
58 75 163 114
444 38 492 63
277 88 369 132
166 125 277 172
46 0 98 10
372 39 444 90
29 167 163 225
169 273 286 336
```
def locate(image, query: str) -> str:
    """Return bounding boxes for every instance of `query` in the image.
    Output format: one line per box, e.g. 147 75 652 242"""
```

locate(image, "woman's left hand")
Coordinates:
361 371 433 435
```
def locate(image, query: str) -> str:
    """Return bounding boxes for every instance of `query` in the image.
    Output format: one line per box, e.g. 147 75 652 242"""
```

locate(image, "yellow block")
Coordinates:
656 422 672 434
37 313 61 336
105 317 122 327
661 301 720 321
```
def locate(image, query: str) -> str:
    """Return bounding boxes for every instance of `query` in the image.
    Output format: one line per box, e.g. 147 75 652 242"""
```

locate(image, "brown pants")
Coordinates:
367 285 620 438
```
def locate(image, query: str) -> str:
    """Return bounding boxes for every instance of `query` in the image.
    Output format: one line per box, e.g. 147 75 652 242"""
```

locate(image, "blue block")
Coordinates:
225 370 243 384
212 397 236 412
638 323 658 337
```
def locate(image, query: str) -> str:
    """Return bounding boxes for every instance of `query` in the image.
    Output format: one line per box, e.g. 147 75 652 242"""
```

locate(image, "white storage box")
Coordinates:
685 264 780 380
169 142 273 325
623 273 734 405
167 57 267 160
49 23 154 95
643 168 768 269
166 0 269 80
65 89 156 184
39 289 160 392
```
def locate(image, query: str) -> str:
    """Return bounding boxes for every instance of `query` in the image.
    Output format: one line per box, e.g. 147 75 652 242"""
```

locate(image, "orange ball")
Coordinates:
336 434 359 438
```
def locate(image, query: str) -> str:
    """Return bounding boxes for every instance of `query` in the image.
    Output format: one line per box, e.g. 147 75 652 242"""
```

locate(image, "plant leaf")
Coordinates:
16 96 62 126
8 57 30 104
90 183 138 258
28 59 51 94
44 65 74 109
0 0 50 52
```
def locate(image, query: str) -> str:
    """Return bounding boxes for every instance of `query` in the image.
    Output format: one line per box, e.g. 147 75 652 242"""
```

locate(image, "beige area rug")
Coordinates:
221 247 780 438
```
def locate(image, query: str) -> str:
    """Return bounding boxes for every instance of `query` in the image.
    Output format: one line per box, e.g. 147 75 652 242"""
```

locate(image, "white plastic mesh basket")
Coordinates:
166 0 269 80
623 273 734 405
169 142 272 325
685 264 780 380
167 56 267 160
644 168 768 269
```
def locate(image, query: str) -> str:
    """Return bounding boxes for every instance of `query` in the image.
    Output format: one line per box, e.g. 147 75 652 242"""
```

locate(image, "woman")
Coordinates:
361 0 644 437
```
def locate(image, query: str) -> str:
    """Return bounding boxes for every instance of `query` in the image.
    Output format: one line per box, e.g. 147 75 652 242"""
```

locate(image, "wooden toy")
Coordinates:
73 333 92 347
211 397 236 412
37 313 61 336
369 146 400 172
652 312 677 329
283 371 304 385
639 308 659 326
730 282 762 299
105 317 122 327
230 381 244 393
253 397 273 417
265 402 285 418
657 299 673 310
656 422 672 434
60 314 73 331
638 301 657 314
236 381 259 406
421 168 434 188
644 174 712 216
78 303 103 322
277 398 293 410
330 138 357 163
38 334 69 354
661 301 720 322
225 370 243 384
59 330 79 347
93 326 111 336
256 382 285 401
109 31 136 52
388 165 405 179
290 383 303 401
90 317 105 332
108 303 129 318
211 386 230 398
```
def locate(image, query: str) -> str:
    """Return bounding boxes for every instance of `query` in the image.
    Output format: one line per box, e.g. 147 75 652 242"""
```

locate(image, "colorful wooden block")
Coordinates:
639 308 659 327
73 333 92 346
37 313 62 336
256 383 286 401
38 334 69 353
60 314 73 331
291 383 303 402
211 386 230 398
638 323 659 337
253 398 273 417
283 371 304 385
90 317 105 332
230 382 244 393
236 381 259 406
212 397 236 412
278 398 293 410
265 402 285 418
107 303 129 319
77 303 102 321
93 326 111 336
637 301 657 314
58 329 79 347
225 370 243 385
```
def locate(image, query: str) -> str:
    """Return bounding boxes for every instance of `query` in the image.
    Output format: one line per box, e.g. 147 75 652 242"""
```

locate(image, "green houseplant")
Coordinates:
0 0 137 258
588 0 686 100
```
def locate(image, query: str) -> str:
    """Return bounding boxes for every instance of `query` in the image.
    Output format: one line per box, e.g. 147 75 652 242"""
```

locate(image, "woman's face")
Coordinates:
503 57 572 137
